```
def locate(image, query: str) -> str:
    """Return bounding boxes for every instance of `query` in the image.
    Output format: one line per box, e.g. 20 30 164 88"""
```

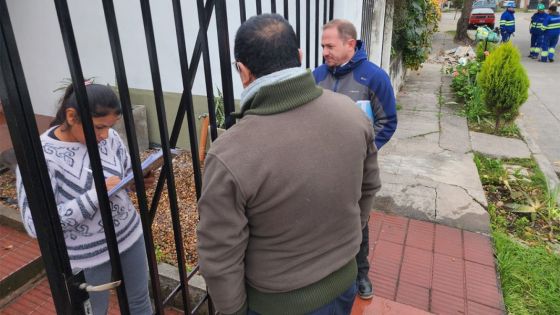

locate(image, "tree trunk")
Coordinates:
494 115 501 134
454 0 475 44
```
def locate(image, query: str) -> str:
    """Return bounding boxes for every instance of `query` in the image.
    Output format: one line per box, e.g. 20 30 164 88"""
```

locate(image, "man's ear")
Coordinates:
238 62 256 88
298 48 303 64
348 38 357 50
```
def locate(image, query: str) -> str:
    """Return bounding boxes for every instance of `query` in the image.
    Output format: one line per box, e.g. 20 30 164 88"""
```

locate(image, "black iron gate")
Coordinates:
0 0 335 314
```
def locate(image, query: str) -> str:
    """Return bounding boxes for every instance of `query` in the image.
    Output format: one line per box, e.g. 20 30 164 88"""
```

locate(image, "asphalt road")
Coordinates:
509 11 560 175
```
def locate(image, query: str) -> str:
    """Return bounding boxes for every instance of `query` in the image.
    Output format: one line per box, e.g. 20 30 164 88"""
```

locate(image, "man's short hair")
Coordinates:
322 19 357 41
234 14 300 78
550 5 557 12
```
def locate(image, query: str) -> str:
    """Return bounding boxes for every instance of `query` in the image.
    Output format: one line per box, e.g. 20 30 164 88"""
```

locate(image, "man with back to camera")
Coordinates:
313 19 397 300
197 14 381 315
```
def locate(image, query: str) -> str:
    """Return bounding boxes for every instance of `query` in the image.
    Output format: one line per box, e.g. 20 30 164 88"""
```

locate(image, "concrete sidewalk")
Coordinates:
372 32 490 233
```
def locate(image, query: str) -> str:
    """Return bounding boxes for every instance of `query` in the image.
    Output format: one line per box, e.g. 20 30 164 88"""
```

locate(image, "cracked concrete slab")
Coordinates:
392 110 440 139
436 184 489 232
377 52 490 232
470 131 531 159
440 113 472 154
396 93 439 112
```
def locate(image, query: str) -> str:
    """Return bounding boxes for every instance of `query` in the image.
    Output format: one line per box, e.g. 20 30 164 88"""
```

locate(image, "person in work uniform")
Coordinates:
529 4 547 58
541 5 560 62
500 2 516 42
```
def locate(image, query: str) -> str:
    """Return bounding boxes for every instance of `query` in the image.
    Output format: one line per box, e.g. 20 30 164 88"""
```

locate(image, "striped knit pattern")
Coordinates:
16 127 143 270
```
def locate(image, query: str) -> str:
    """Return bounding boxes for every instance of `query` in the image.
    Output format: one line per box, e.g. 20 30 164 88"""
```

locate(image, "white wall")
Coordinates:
6 0 364 116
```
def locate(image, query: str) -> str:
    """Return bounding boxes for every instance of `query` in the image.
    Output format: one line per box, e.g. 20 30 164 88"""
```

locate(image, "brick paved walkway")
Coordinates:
0 225 41 284
1 211 504 314
354 211 505 315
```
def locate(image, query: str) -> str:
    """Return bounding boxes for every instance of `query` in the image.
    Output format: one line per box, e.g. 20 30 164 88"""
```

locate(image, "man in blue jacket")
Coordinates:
541 5 560 62
313 19 397 300
529 4 547 58
500 2 516 42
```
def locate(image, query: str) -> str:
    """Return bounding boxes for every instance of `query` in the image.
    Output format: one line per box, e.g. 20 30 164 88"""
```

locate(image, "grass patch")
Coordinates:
396 103 403 111
475 152 560 244
493 231 560 315
468 119 522 139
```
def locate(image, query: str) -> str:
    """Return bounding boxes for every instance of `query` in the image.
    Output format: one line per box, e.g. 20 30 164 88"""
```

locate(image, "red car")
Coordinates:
469 8 496 29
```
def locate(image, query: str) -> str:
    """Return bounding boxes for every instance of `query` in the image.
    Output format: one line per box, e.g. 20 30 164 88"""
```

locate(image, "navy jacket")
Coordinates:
530 12 547 35
313 41 397 149
500 10 516 33
544 12 560 37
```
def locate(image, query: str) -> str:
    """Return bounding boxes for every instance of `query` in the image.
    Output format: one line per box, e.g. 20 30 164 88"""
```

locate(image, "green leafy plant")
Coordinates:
541 184 560 240
214 88 226 129
477 42 529 133
392 0 440 70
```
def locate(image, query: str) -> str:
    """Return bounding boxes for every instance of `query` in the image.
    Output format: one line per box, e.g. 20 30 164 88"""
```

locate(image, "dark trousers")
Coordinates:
356 223 370 279
248 283 357 315
502 31 512 42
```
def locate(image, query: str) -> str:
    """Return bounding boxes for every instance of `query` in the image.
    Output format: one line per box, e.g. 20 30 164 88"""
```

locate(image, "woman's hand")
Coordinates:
105 176 122 191
128 171 155 192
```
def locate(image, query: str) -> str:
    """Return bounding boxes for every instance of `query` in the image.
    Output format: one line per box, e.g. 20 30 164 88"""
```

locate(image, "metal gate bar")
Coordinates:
215 0 236 130
149 0 215 222
53 0 132 313
256 0 262 15
314 0 320 68
284 0 289 19
100 0 165 313
138 0 192 311
271 0 277 13
171 0 203 211
305 0 311 68
0 1 78 313
240 0 247 23
196 0 219 142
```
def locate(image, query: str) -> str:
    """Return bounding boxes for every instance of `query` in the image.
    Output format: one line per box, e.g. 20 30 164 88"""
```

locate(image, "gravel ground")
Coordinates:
0 150 200 268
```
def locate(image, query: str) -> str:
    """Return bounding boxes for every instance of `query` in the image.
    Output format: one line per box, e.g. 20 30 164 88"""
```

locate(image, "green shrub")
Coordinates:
392 0 440 70
477 42 529 133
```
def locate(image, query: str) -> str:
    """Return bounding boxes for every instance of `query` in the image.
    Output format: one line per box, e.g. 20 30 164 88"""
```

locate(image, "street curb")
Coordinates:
516 117 560 188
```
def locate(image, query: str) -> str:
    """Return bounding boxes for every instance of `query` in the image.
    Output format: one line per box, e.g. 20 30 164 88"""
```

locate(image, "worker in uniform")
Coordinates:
500 2 516 42
541 5 560 62
529 4 547 58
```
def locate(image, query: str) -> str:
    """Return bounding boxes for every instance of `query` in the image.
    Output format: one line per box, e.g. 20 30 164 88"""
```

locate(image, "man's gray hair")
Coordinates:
322 19 357 40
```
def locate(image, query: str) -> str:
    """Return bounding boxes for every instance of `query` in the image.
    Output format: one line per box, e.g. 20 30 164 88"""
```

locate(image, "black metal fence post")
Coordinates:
52 0 131 313
149 0 215 222
99 1 165 313
197 0 219 142
256 0 262 15
215 0 236 129
239 0 247 23
138 0 191 311
0 2 81 313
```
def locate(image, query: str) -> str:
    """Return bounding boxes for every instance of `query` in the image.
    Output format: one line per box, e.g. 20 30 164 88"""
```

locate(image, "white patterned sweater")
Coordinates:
16 127 143 270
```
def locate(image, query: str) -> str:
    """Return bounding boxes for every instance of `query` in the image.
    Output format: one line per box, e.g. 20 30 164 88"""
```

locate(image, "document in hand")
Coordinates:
108 148 179 197
356 100 374 121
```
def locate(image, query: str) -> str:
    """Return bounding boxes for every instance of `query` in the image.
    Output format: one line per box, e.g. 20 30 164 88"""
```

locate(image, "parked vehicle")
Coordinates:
473 0 498 11
469 8 496 29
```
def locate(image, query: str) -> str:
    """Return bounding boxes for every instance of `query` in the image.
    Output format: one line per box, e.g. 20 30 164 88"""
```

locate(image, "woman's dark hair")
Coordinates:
234 14 300 78
50 83 122 128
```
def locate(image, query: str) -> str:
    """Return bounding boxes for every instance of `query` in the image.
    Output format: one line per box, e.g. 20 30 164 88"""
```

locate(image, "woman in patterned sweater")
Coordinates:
16 83 153 314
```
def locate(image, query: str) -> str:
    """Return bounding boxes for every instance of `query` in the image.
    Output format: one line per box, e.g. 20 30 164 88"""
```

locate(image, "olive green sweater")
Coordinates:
197 71 381 315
